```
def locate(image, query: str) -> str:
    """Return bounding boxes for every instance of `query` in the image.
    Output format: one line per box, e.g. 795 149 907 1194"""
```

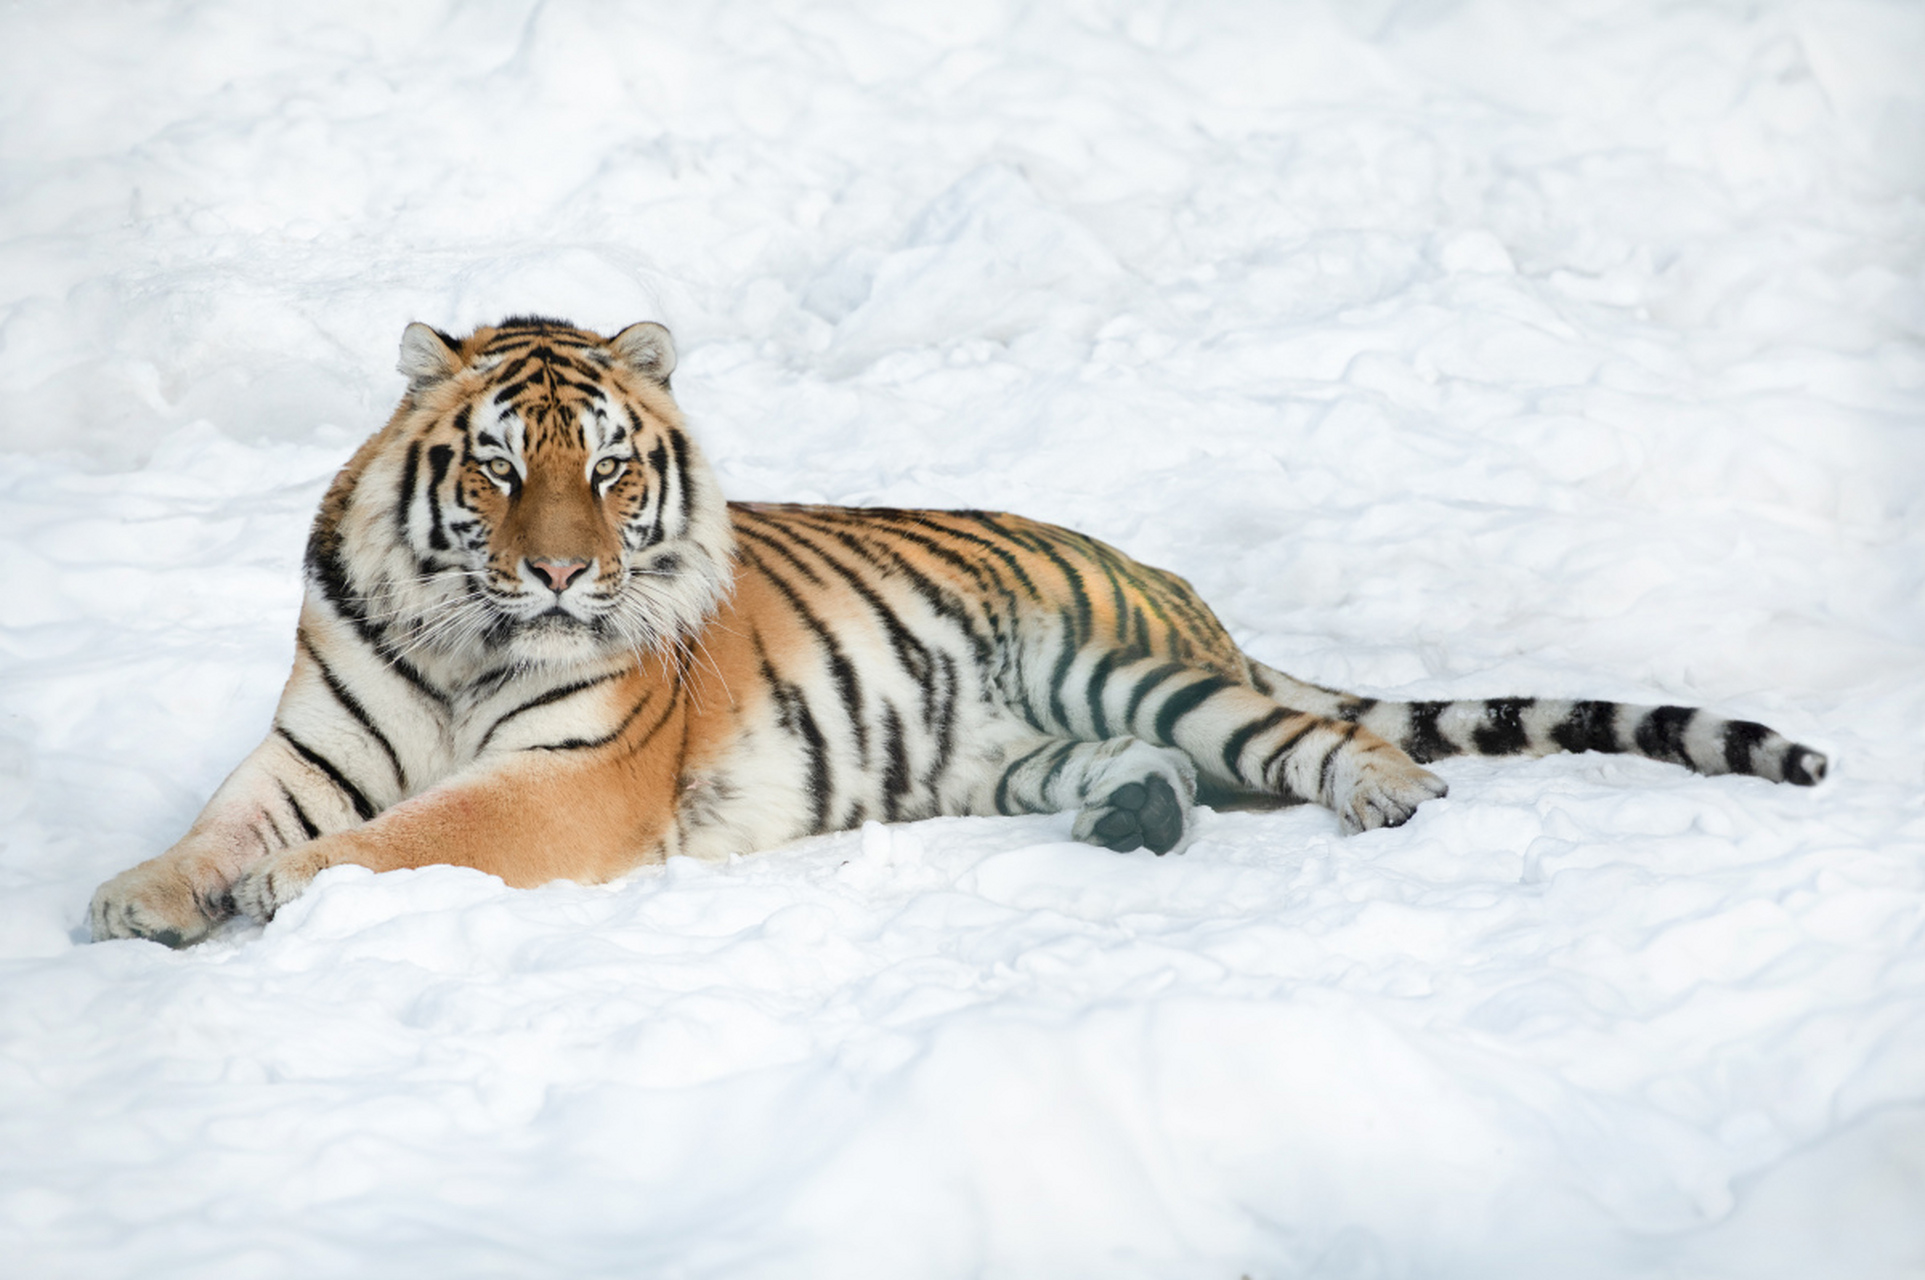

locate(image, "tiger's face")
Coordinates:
317 317 735 676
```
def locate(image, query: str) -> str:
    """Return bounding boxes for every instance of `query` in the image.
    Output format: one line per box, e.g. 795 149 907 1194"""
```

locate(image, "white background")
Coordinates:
1 1 1921 1276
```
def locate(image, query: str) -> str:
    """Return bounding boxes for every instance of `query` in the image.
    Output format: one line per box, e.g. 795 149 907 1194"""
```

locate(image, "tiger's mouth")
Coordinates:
499 591 606 627
489 577 645 648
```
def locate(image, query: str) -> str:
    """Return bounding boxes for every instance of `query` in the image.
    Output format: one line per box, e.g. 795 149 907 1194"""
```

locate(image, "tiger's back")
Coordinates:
671 502 1256 859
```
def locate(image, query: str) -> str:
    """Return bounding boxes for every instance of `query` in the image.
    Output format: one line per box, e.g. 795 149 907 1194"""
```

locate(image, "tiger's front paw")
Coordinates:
230 847 329 923
1335 754 1448 835
90 860 220 947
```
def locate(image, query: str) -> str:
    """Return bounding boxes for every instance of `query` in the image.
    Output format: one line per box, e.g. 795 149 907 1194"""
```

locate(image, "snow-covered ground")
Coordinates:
3 1 1923 1275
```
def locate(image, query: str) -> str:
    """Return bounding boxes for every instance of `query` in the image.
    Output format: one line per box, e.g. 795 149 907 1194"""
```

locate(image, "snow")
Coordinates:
2 0 1923 1275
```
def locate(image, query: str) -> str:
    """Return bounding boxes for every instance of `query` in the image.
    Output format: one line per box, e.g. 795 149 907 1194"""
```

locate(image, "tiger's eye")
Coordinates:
594 457 620 478
486 458 515 479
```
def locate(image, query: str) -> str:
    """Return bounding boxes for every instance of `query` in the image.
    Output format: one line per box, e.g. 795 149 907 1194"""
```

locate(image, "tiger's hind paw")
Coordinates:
1335 755 1448 835
1074 773 1191 855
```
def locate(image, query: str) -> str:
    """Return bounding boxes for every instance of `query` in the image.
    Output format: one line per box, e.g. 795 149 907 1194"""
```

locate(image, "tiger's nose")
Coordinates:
527 557 590 592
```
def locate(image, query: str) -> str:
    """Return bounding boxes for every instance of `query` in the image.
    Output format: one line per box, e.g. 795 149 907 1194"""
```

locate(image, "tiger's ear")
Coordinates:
398 322 464 391
610 321 676 385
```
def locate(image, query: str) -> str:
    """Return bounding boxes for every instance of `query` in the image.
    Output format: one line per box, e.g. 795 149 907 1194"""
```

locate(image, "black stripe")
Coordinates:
477 670 624 753
1153 675 1232 744
619 681 684 762
1081 543 1132 642
544 372 604 399
1316 738 1346 803
278 782 320 840
1722 720 1771 775
1036 740 1081 801
755 633 833 833
1472 697 1534 756
1258 718 1320 789
666 426 693 536
1782 745 1823 786
1633 706 1695 765
298 632 406 791
1221 706 1289 778
1337 697 1377 723
424 444 455 551
880 703 911 822
1404 701 1455 764
492 347 544 385
302 541 449 709
1084 649 1119 740
994 742 1056 815
396 441 421 543
275 727 376 822
1045 611 1079 731
467 660 535 703
1550 700 1621 756
1124 662 1187 728
530 688 655 753
924 651 961 790
645 438 671 525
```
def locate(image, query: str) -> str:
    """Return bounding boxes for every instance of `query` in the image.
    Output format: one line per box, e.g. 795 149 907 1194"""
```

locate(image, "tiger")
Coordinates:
89 316 1829 947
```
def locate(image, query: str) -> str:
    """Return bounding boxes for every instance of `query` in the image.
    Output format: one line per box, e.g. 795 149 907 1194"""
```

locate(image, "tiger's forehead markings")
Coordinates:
464 332 624 456
488 344 603 406
444 320 655 459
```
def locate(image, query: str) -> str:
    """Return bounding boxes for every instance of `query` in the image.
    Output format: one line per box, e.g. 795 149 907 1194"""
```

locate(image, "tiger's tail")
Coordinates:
1246 661 1828 786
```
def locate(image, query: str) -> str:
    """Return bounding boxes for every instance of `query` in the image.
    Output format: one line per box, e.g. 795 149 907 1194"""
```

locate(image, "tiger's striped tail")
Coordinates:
1247 662 1828 786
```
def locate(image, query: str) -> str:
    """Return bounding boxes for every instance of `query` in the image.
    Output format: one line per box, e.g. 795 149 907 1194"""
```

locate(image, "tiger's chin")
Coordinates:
493 611 628 670
483 605 697 674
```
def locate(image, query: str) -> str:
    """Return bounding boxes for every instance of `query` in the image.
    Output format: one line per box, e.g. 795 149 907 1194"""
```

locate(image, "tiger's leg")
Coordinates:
1098 657 1447 835
229 675 688 922
972 732 1200 855
89 728 384 946
226 744 676 923
91 614 419 946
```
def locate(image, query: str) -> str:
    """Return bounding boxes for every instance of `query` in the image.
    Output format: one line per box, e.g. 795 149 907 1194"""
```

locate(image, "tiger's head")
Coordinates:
310 316 735 678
